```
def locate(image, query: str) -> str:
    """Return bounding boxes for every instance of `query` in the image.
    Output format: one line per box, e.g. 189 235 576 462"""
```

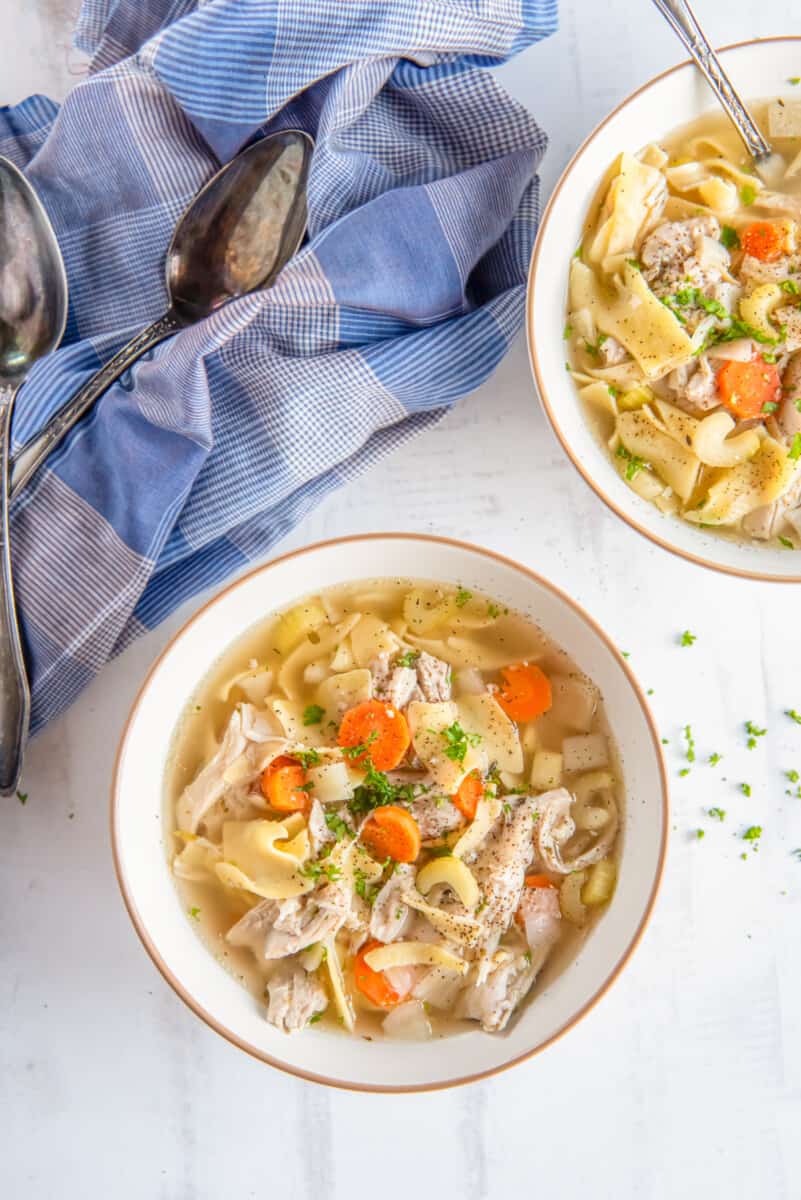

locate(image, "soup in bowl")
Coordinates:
529 38 801 580
113 535 666 1091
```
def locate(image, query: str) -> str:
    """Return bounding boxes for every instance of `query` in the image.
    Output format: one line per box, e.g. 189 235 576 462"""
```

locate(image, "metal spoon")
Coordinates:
10 128 313 498
0 156 68 793
652 0 786 182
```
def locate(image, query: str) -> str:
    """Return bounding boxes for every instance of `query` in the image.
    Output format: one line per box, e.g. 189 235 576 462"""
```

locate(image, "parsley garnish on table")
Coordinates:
679 630 696 647
745 720 767 750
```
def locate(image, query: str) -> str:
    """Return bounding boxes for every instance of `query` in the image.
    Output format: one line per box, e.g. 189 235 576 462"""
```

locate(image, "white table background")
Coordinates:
1 2 800 1197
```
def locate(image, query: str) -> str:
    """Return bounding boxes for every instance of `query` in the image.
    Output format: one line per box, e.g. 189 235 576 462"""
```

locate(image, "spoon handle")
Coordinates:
10 309 181 499
651 0 772 160
0 386 29 795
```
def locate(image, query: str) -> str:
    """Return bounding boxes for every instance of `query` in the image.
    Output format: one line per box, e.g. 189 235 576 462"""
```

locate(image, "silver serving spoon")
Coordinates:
652 0 786 183
0 156 68 793
10 128 313 498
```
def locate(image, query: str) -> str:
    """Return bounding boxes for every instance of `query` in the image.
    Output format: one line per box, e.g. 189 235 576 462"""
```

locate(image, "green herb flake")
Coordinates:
679 768 691 778
742 825 762 842
353 869 378 905
616 443 649 480
303 704 325 727
486 602 501 619
745 720 767 750
720 225 740 250
563 322 573 340
792 848 801 862
789 433 801 462
292 748 322 769
189 907 201 920
740 782 752 797
786 769 800 783
324 811 352 842
761 400 779 413
395 649 419 668
779 535 795 549
455 587 473 608
708 807 726 821
308 1012 324 1025
709 752 723 766
16 790 27 805
300 859 343 883
789 77 801 85
695 829 705 840
341 728 380 761
683 723 696 763
740 183 757 207
434 721 482 765
679 630 697 647
626 258 641 271
781 278 800 296
786 709 801 726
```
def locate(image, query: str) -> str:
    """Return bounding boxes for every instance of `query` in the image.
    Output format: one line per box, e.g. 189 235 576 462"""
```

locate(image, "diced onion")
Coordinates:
581 858 618 906
562 733 609 773
382 999 432 1040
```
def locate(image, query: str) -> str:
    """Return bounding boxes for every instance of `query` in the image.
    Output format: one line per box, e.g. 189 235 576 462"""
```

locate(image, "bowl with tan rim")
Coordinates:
112 533 667 1092
528 37 801 582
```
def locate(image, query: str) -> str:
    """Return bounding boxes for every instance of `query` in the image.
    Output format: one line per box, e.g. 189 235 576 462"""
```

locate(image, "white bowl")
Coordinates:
112 534 667 1092
528 37 801 583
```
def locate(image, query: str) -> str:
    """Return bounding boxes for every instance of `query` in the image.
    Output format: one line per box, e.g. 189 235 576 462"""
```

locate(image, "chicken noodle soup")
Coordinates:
566 99 801 547
167 579 623 1039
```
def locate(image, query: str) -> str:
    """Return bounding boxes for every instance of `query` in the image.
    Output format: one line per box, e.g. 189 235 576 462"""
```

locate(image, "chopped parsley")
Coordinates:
789 433 801 462
740 782 752 797
189 907 201 920
781 278 800 296
720 225 740 250
742 825 762 842
308 1012 324 1025
708 807 726 821
299 859 343 883
761 400 779 413
779 536 795 549
679 768 691 778
349 761 414 816
786 709 801 725
679 630 697 647
573 244 583 260
745 720 767 750
626 258 641 271
616 443 648 480
683 724 696 764
583 333 609 358
740 183 757 207
395 649 419 668
435 721 482 765
789 77 801 85
354 870 378 905
669 286 729 320
303 704 325 726
454 587 473 608
563 322 573 340
341 728 379 760
695 829 705 840
16 789 27 805
292 748 321 769
786 769 800 783
487 602 502 619
324 811 352 841
709 752 723 766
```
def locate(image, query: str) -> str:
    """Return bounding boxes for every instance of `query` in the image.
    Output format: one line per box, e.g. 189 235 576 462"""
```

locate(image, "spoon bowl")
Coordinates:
11 129 313 495
0 155 69 793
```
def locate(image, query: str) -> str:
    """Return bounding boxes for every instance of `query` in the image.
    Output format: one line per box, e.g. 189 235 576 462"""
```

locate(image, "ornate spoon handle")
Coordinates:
10 309 181 499
651 0 772 161
0 385 29 794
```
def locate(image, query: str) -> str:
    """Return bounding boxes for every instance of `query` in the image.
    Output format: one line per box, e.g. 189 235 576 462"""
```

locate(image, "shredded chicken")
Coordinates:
227 877 350 960
370 864 415 942
517 885 562 972
779 352 801 438
472 801 536 952
640 216 726 306
371 652 420 710
457 949 536 1033
407 793 464 839
534 787 619 874
265 962 327 1033
598 335 629 366
415 651 452 703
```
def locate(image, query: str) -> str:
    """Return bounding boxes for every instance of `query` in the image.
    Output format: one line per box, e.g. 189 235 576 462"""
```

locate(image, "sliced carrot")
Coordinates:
353 939 407 1008
741 221 784 262
717 355 781 420
495 663 552 723
337 699 410 770
361 804 421 863
452 769 483 820
261 755 309 813
524 873 556 889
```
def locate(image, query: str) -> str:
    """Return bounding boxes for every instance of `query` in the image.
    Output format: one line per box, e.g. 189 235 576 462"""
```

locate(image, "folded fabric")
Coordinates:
0 0 557 733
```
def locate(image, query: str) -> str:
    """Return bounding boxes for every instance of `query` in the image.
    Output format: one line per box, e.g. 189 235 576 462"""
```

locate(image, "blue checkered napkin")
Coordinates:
0 0 556 733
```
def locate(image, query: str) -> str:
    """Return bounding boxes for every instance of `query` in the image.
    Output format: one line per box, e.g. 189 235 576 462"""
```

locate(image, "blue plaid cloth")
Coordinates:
0 0 556 733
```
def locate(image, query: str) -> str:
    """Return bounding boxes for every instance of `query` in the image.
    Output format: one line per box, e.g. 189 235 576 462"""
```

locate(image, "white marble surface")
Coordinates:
2 2 801 1197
